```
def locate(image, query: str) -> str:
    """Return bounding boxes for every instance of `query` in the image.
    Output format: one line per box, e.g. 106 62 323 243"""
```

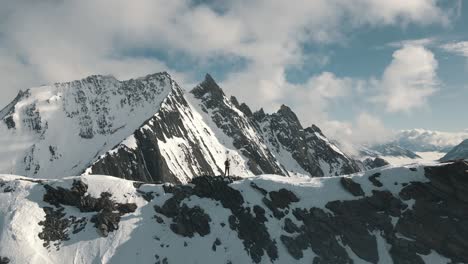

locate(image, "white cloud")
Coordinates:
440 41 468 57
338 0 450 26
322 113 394 145
398 128 468 148
0 0 453 117
320 112 395 155
373 45 439 113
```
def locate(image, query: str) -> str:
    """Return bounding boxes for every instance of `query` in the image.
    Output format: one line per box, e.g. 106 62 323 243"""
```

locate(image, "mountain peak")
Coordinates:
191 73 225 100
276 104 301 125
204 73 216 84
308 124 323 134
253 108 266 121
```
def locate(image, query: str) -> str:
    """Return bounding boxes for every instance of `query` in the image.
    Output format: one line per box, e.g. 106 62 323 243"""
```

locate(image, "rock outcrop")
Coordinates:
363 157 390 170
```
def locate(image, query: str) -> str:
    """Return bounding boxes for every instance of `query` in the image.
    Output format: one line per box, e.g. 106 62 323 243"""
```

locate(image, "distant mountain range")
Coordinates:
0 73 360 183
355 129 468 165
394 129 468 152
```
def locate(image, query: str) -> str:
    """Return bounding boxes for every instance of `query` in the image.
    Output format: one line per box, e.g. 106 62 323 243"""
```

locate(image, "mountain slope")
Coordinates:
0 161 467 263
255 105 361 176
0 73 360 183
0 73 173 178
440 139 468 161
86 75 256 183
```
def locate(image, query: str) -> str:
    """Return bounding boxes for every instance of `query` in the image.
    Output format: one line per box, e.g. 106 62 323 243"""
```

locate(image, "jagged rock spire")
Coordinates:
191 73 225 100
277 104 301 128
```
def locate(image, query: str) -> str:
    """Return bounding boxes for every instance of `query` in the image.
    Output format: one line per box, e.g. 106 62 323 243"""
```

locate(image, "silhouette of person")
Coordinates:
224 158 230 176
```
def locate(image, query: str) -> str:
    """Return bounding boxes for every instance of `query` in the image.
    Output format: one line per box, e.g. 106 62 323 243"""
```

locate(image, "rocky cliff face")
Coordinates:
190 74 286 176
0 73 360 183
0 161 467 263
255 105 361 176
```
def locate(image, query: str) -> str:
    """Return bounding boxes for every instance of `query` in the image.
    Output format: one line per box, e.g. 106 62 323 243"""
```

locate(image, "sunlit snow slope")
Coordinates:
0 73 173 178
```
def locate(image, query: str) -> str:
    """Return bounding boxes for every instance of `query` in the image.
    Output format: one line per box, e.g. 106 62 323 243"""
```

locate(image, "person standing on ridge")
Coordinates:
224 157 231 176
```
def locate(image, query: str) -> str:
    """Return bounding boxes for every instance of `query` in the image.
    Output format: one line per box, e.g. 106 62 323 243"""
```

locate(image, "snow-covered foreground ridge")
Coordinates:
1 161 467 264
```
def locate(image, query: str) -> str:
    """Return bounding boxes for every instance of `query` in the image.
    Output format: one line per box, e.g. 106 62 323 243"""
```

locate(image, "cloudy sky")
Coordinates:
0 0 467 144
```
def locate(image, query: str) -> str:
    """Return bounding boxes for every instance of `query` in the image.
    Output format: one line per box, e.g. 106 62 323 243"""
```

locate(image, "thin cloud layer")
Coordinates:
441 41 468 57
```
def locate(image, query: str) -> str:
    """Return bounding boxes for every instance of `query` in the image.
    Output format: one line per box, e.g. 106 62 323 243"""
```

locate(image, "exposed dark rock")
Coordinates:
91 211 121 237
280 234 309 260
283 218 300 234
230 96 240 108
340 177 365 196
212 238 222 251
0 179 15 193
288 207 353 263
4 116 15 129
250 182 267 195
1 90 28 130
258 104 361 177
239 103 253 117
364 157 390 170
133 181 145 188
253 108 266 121
424 160 468 203
169 204 211 237
39 180 137 245
88 80 223 184
154 176 278 263
38 206 87 249
268 189 299 208
0 257 10 264
191 75 288 176
369 172 383 187
393 161 468 263
137 190 155 202
282 189 408 264
262 188 299 219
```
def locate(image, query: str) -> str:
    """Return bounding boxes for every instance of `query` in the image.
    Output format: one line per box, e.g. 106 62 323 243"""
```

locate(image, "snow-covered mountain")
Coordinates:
0 73 173 178
357 129 468 166
0 73 360 183
395 129 468 152
363 143 421 159
440 139 468 161
0 160 467 263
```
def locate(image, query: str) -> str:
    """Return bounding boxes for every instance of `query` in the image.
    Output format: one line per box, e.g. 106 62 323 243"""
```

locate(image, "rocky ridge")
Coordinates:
78 73 360 182
1 73 360 183
0 161 467 263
